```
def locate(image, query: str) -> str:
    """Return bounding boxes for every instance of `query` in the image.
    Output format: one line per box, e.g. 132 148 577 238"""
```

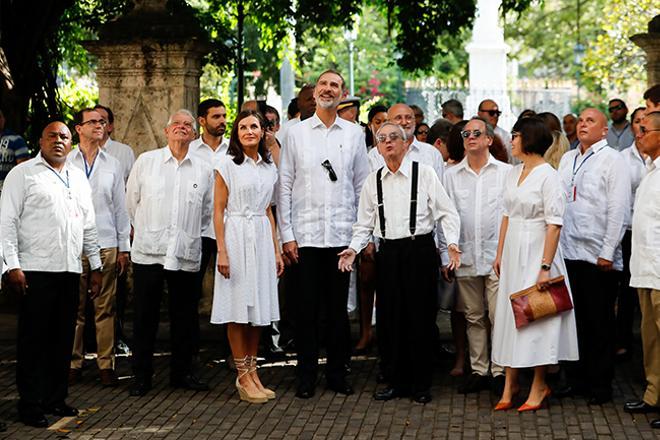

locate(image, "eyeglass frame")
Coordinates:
460 129 485 139
376 133 404 143
78 119 107 127
479 109 502 117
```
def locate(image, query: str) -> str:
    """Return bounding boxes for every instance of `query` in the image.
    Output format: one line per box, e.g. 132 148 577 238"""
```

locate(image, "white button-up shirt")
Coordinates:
444 155 512 277
126 147 214 272
630 155 660 290
278 113 369 248
102 137 136 183
68 148 131 252
558 139 631 270
620 142 647 229
368 137 444 179
1 154 101 272
276 117 300 148
349 159 460 253
190 136 229 239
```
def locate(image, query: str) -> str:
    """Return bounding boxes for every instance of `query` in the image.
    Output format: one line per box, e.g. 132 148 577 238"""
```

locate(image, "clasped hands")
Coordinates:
338 243 461 273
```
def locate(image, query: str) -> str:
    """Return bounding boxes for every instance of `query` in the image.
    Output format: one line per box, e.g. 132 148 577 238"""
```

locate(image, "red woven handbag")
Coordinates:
509 275 573 329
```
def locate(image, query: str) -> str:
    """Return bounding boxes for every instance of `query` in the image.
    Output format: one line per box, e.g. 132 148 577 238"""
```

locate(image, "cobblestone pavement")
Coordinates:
0 312 659 440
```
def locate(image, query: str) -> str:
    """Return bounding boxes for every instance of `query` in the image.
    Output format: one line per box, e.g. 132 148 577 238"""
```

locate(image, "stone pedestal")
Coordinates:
631 15 660 87
86 0 209 155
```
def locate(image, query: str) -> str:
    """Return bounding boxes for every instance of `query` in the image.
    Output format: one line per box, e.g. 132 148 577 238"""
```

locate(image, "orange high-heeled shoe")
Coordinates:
518 388 552 412
494 388 520 411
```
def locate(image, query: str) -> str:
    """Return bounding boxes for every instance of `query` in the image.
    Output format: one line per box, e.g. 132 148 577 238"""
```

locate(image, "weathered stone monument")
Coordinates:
632 15 660 87
86 0 209 155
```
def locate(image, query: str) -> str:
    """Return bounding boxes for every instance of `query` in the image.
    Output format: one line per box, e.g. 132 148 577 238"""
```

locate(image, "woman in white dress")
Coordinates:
491 117 578 411
211 110 284 404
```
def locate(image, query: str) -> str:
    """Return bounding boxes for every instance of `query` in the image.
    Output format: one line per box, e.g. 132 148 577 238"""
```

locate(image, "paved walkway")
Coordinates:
0 311 659 439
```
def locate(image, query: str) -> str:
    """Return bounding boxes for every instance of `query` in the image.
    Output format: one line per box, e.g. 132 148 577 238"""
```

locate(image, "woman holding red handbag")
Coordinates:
491 117 578 412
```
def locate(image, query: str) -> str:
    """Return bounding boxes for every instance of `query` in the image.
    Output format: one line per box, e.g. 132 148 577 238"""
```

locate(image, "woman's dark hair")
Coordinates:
227 110 271 165
446 120 468 162
536 112 562 133
518 109 536 120
489 134 509 163
511 116 553 156
631 106 646 123
415 122 429 135
366 104 389 148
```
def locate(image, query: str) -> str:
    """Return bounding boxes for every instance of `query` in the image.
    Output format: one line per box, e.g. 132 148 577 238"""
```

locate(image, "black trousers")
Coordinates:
615 231 638 351
565 259 619 399
376 234 438 394
132 264 198 383
295 247 350 384
17 271 80 416
194 237 217 356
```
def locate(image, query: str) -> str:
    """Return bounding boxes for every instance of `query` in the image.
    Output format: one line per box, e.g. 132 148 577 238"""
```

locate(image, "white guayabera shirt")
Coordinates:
558 139 631 271
126 147 214 272
1 153 101 272
443 154 512 277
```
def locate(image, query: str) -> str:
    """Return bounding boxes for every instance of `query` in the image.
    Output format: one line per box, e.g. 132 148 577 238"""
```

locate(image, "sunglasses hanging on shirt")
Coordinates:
321 160 337 182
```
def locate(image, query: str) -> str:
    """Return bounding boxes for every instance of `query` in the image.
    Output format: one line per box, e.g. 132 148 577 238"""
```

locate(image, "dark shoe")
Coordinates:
327 379 354 396
588 394 612 405
373 387 410 401
19 412 48 428
491 375 505 395
553 385 586 398
624 400 659 414
295 384 315 399
170 374 209 391
412 391 432 404
99 369 119 387
458 373 489 394
651 419 660 429
68 368 82 386
129 380 151 397
45 403 78 417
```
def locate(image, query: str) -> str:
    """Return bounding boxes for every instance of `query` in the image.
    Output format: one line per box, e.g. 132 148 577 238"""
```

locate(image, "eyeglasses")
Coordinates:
479 109 502 117
321 160 337 181
79 119 107 127
639 126 660 135
608 104 625 112
416 129 429 135
460 130 484 139
376 133 403 143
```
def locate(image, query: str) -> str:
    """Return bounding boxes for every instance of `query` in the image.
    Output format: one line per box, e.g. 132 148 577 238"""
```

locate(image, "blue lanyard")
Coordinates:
82 151 98 179
46 166 70 189
571 150 595 184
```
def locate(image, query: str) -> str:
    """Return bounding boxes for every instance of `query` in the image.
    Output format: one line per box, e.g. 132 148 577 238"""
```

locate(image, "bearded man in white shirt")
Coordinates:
444 117 512 394
126 109 214 397
279 70 370 399
557 108 631 404
624 111 660 429
1 121 102 427
68 108 131 387
338 122 461 403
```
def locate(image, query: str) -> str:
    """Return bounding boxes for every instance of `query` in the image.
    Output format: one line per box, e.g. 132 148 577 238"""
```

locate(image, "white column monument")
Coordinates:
465 0 514 130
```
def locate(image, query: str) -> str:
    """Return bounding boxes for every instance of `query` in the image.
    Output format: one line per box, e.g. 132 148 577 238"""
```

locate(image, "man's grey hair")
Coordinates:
469 116 495 138
167 109 197 131
441 99 464 118
375 122 407 141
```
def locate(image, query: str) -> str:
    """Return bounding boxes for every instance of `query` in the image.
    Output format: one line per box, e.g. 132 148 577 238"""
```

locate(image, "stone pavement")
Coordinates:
0 311 659 440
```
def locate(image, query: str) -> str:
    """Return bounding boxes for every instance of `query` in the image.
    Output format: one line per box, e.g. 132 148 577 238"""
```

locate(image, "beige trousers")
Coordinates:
638 288 660 407
457 273 503 376
71 248 118 370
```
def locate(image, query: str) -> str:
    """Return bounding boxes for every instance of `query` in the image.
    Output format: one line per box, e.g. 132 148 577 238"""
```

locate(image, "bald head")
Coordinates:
577 108 608 150
39 121 72 167
387 103 416 139
638 111 660 159
477 99 501 127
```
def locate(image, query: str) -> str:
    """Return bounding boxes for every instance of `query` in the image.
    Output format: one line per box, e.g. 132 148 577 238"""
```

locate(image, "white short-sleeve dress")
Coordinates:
491 163 579 367
210 154 280 326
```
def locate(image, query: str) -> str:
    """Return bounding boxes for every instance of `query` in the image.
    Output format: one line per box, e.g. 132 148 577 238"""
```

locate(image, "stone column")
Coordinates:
631 15 660 87
86 0 209 155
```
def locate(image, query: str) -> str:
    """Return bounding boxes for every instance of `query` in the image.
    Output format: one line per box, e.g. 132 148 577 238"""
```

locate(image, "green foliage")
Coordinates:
582 0 659 95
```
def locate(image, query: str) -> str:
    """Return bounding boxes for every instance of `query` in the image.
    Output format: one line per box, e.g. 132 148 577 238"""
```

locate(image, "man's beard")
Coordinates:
612 115 627 124
206 125 226 137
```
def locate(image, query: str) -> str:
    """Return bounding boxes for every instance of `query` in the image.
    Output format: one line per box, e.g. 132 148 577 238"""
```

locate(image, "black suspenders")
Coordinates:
375 161 419 239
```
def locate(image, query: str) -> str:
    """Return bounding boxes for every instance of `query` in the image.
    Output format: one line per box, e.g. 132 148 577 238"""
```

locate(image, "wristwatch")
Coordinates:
541 263 551 271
